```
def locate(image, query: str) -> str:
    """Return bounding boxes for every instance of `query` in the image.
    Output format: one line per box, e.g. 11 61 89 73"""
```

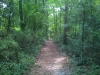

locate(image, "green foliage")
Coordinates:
0 0 46 74
71 64 100 75
52 0 100 74
0 36 19 62
0 30 43 75
0 53 35 75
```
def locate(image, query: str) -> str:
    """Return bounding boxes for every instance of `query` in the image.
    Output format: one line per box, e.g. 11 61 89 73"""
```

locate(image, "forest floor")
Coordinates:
29 40 71 75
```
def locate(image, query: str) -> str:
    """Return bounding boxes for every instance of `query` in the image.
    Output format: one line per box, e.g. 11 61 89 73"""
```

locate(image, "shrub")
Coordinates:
0 36 20 62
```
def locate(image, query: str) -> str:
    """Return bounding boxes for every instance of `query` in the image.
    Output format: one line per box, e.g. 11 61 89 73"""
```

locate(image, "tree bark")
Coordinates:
7 0 13 32
19 0 25 31
63 4 68 45
60 7 62 34
35 0 37 4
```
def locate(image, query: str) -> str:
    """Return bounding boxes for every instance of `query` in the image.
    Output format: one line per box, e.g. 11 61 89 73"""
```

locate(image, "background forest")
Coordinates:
0 0 100 75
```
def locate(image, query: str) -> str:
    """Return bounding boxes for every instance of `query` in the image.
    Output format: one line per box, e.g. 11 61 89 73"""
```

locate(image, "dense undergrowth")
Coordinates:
53 35 100 75
0 29 45 75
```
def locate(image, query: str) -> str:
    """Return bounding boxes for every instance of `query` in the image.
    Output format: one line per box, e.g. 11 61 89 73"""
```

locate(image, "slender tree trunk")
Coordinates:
63 3 68 45
7 14 11 32
42 0 48 39
55 11 57 34
81 10 85 60
90 1 95 51
54 13 56 34
81 0 85 62
7 0 13 32
42 0 45 7
33 8 37 33
35 0 37 4
60 7 62 34
82 3 85 52
19 0 25 31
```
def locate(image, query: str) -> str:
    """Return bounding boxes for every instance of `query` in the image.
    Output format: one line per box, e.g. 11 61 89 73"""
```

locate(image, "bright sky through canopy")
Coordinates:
0 2 7 8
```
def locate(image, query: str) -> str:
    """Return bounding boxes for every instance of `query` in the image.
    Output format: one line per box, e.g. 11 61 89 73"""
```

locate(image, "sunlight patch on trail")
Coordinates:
45 57 66 71
55 57 66 63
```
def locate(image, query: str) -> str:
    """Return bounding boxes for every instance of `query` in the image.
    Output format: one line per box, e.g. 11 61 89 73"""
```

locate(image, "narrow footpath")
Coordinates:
29 40 71 75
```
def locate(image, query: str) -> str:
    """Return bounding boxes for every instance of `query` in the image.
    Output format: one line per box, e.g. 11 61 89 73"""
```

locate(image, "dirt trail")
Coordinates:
29 40 71 75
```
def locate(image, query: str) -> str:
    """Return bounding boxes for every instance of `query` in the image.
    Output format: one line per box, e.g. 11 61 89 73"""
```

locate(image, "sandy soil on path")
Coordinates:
29 40 71 75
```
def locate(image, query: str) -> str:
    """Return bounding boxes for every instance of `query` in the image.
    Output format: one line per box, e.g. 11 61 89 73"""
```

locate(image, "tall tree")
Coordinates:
19 0 25 30
7 0 13 32
63 0 68 44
